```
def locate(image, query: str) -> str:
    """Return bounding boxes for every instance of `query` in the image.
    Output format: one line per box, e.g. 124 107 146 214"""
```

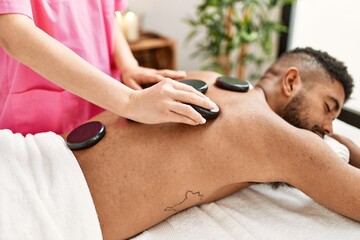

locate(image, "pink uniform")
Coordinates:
0 0 126 135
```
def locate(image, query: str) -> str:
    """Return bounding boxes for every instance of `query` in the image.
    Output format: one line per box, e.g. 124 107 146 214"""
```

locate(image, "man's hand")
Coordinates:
332 134 360 168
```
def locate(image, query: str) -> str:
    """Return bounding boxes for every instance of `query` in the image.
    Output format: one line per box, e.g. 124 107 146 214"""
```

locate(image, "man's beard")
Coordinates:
282 92 325 138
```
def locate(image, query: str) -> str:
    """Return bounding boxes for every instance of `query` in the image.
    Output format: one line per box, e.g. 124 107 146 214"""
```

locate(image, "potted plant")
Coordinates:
184 0 295 80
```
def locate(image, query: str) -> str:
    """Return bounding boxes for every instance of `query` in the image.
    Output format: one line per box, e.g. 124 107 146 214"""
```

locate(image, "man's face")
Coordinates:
282 79 345 138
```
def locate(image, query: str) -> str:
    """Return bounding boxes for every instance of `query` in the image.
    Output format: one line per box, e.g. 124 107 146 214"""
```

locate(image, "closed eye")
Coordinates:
325 103 330 113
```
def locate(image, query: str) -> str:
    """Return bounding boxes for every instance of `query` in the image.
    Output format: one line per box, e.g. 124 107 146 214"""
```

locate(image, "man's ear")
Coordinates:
281 67 302 97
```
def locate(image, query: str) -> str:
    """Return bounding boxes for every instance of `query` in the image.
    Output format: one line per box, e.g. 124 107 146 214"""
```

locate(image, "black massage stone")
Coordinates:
188 103 220 120
141 79 208 94
179 79 208 94
215 76 250 92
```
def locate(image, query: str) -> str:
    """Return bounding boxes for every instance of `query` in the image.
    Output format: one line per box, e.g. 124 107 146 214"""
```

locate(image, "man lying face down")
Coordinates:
61 47 359 239
1 47 359 240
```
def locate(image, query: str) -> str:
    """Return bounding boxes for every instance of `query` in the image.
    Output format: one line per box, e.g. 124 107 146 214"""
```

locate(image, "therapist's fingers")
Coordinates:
149 79 215 124
121 67 161 89
155 69 187 79
126 78 211 125
170 80 217 110
167 101 206 125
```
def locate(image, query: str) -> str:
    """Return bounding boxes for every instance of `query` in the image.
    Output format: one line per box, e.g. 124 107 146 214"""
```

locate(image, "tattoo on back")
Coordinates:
164 190 204 212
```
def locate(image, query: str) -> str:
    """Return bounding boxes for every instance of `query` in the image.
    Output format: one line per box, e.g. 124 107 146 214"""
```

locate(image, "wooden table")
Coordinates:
129 32 177 70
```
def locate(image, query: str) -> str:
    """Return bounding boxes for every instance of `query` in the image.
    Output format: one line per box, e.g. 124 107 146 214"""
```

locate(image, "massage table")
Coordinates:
132 119 360 240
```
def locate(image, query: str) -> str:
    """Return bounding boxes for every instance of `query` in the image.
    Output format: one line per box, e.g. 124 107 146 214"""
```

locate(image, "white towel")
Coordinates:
0 130 102 240
134 186 360 240
132 136 360 240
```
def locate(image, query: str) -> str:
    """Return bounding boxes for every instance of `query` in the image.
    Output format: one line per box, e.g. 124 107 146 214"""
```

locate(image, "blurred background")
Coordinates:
124 0 359 118
128 0 211 71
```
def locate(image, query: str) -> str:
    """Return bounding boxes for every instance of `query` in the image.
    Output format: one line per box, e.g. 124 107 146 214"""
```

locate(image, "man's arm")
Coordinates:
331 134 360 169
280 128 360 222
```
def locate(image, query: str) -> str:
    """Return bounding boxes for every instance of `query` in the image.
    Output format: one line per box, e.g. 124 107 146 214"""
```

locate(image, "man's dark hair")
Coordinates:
284 47 354 102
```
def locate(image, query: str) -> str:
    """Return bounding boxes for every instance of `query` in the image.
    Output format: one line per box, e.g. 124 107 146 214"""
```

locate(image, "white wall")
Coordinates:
288 0 360 112
128 0 203 71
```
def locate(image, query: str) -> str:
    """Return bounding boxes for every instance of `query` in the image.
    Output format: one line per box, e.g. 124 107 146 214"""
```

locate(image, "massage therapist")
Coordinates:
0 0 215 135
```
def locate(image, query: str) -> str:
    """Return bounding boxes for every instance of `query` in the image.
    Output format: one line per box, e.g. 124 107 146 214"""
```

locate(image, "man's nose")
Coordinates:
322 120 334 136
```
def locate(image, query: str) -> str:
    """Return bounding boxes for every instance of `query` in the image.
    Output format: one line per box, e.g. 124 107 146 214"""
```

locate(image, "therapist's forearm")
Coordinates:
113 18 139 73
0 13 133 118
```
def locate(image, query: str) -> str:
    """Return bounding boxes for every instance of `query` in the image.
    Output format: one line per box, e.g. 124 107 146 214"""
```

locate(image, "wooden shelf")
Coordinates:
129 32 176 70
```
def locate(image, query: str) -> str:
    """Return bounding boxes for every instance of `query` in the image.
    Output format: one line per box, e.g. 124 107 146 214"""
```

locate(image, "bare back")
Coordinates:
62 71 360 239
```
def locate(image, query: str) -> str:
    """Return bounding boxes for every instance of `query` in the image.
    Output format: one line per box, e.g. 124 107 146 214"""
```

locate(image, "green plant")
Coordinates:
185 0 295 79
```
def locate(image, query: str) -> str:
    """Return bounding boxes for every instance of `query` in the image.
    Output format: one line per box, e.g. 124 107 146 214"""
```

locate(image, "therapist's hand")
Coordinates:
121 66 187 90
126 78 216 125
